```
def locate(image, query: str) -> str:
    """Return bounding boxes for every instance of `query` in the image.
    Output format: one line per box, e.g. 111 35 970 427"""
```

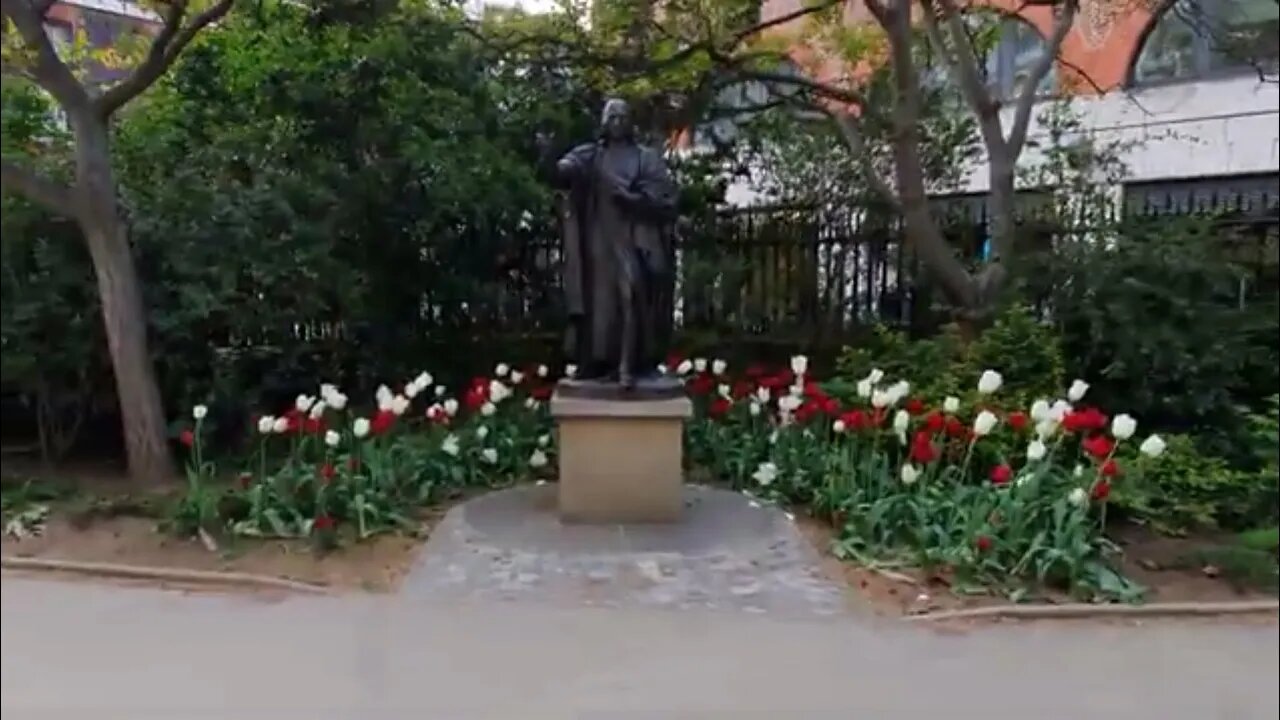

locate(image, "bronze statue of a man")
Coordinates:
552 99 678 388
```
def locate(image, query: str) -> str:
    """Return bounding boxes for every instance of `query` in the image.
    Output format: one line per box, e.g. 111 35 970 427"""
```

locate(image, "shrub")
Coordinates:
1021 216 1279 454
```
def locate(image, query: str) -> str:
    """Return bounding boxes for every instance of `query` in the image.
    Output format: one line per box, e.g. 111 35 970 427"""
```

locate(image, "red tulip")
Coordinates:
990 464 1013 486
1082 434 1114 460
178 430 195 448
370 409 396 435
318 463 336 484
975 535 993 552
708 397 732 419
313 514 336 532
909 432 938 464
1092 479 1112 501
238 472 253 489
1007 411 1028 432
923 411 945 433
1100 459 1121 478
905 398 925 415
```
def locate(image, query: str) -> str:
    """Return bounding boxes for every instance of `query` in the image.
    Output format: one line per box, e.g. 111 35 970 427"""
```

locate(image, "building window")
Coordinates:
1123 173 1280 216
1132 0 1280 84
42 20 73 55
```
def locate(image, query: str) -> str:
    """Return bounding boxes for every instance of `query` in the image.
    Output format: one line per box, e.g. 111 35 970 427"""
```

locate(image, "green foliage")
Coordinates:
1 79 106 460
836 304 1063 406
1022 216 1279 451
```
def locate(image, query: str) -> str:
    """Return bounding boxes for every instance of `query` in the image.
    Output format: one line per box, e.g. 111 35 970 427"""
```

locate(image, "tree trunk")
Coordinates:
72 115 175 485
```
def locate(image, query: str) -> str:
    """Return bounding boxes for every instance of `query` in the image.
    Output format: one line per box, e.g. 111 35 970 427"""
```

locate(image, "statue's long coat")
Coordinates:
555 140 677 373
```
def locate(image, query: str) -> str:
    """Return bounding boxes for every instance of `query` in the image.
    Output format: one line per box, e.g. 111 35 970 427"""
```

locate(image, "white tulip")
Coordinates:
510 370 525 385
536 364 549 378
865 368 884 384
376 385 394 412
489 380 512 403
295 394 315 412
1035 419 1058 440
1029 399 1051 422
1067 379 1090 402
328 392 348 411
481 402 496 417
529 449 548 468
1049 400 1072 422
272 417 290 434
524 397 538 409
390 395 411 416
441 434 460 457
718 384 732 399
1139 434 1167 458
768 430 779 445
352 418 371 438
1068 487 1088 507
856 379 873 398
565 364 578 378
833 419 847 433
755 387 771 403
404 382 420 399
778 395 802 412
712 359 727 376
1026 439 1047 461
871 390 891 409
900 464 920 485
657 364 668 375
434 385 446 397
308 401 327 420
893 409 910 434
324 430 341 448
943 396 960 414
749 402 762 417
887 380 910 404
481 448 499 465
973 410 999 436
537 434 551 448
789 382 804 398
752 461 778 486
1111 413 1137 441
791 355 809 377
443 399 459 416
693 358 708 373
319 383 338 401
257 415 275 434
1073 464 1084 478
977 370 1003 395
476 425 489 440
676 359 693 375
494 363 510 378
192 404 208 420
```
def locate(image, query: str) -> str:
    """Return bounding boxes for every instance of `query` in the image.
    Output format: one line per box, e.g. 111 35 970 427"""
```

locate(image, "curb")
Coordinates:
906 599 1280 622
1 556 330 595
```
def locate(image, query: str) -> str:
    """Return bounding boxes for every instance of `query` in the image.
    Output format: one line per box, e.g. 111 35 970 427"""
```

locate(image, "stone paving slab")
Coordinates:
404 484 849 617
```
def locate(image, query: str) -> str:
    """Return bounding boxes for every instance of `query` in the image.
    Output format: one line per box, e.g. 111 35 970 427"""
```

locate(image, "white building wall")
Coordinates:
720 74 1280 206
959 74 1280 193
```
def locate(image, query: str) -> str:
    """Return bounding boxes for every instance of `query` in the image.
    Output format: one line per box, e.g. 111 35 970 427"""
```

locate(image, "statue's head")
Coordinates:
599 98 634 143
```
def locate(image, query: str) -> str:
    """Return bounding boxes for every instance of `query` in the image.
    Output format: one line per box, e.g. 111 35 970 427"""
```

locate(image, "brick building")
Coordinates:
709 0 1280 212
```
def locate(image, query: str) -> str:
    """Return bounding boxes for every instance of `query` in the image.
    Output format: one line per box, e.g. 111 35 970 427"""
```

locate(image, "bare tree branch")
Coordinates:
94 0 235 118
825 108 900 208
0 0 91 111
923 0 1007 162
1 158 75 215
1006 0 1077 156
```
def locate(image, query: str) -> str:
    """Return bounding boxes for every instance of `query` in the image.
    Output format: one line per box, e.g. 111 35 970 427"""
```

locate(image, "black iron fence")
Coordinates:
674 187 1279 346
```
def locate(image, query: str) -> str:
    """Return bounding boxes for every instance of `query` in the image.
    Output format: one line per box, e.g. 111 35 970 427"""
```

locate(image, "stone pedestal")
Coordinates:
550 388 692 524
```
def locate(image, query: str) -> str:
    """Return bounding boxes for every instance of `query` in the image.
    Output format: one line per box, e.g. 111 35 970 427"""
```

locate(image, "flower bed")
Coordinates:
172 355 1169 601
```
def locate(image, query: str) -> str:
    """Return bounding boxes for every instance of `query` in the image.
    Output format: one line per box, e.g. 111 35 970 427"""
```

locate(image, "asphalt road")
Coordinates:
2 576 1277 719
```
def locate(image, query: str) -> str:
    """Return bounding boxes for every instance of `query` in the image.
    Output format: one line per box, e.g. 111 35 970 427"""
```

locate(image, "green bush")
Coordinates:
836 303 1064 407
1021 216 1279 453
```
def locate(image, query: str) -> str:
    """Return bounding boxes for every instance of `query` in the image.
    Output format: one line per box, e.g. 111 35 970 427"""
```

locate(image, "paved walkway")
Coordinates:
406 485 846 616
2 576 1277 719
